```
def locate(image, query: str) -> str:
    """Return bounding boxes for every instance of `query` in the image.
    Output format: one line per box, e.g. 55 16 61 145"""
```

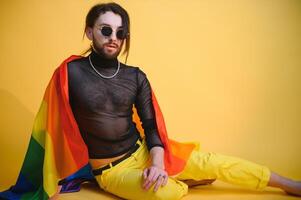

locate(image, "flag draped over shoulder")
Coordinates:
0 55 196 199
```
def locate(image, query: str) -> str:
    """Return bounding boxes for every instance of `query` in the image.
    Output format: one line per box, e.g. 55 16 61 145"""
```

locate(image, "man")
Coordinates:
68 3 168 193
1 2 300 200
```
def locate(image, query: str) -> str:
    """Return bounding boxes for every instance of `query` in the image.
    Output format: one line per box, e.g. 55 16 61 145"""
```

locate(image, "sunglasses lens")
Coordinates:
101 26 126 40
116 29 126 40
101 26 112 37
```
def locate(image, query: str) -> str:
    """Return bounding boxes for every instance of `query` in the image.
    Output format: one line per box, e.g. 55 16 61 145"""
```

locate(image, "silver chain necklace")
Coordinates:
88 55 120 79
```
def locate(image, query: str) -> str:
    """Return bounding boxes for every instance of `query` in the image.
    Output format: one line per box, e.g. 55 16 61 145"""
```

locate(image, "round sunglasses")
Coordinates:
100 25 127 40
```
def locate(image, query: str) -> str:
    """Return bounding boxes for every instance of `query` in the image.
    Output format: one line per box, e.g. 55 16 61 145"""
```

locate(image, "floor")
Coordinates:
58 180 299 200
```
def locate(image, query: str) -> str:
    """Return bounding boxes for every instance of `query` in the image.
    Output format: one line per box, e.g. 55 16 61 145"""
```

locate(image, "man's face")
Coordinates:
86 11 124 59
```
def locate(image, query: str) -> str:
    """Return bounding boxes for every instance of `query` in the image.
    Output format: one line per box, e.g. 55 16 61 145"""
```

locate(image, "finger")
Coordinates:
147 167 156 181
147 170 164 190
143 168 153 188
153 175 164 192
150 171 161 183
142 168 150 187
146 172 160 189
143 168 148 180
162 175 168 186
144 174 158 191
143 168 157 189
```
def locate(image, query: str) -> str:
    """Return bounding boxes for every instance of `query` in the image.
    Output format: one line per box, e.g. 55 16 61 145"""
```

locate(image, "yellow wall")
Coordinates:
1 0 300 190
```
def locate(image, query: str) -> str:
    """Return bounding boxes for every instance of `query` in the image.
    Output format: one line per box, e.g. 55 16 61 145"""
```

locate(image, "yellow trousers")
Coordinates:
93 139 271 200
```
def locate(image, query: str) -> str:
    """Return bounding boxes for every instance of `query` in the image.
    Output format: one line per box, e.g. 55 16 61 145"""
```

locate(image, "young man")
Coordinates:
1 2 300 200
68 3 168 195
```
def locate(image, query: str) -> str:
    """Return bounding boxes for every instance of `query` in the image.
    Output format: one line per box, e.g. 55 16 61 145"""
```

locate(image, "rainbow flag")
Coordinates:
0 55 196 199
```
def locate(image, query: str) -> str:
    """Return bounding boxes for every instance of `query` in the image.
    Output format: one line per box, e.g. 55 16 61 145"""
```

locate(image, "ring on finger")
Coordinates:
159 175 166 179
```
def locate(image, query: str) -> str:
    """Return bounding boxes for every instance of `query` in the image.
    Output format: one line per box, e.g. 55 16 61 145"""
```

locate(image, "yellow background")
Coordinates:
0 0 300 199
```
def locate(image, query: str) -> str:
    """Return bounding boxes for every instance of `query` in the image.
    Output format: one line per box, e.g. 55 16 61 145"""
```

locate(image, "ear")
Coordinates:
85 27 93 40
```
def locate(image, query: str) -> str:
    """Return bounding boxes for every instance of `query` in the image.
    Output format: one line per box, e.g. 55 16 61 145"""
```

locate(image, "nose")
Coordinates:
109 30 118 41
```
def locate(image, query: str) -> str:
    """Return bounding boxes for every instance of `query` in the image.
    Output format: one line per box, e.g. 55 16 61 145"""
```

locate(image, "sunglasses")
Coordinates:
99 25 127 40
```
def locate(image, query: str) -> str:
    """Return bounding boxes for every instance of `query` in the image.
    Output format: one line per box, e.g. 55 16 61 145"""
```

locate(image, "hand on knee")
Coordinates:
142 166 168 192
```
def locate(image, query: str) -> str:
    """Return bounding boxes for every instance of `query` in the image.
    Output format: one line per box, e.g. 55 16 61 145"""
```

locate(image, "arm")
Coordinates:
134 68 168 191
149 146 165 169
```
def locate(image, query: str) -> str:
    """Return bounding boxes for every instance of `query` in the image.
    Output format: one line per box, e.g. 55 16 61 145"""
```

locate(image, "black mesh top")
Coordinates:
67 50 164 158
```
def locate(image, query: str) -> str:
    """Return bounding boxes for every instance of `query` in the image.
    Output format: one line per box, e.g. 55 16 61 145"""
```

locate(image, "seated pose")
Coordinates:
1 3 300 200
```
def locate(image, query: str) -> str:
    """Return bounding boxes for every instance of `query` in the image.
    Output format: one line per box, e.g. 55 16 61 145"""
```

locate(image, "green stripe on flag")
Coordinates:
21 185 49 200
20 136 45 188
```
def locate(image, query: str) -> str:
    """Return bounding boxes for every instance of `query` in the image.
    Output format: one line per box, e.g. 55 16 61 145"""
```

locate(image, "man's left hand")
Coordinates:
142 165 168 192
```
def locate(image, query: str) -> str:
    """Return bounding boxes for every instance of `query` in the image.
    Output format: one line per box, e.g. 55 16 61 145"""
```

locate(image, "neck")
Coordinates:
89 49 118 69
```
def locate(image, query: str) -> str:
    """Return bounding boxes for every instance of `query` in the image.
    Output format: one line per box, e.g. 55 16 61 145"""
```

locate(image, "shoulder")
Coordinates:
124 63 147 76
120 62 138 71
66 56 92 77
67 56 88 69
120 63 147 78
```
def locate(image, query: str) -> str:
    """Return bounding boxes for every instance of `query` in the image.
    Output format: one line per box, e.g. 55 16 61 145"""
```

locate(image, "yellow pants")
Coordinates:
93 139 271 200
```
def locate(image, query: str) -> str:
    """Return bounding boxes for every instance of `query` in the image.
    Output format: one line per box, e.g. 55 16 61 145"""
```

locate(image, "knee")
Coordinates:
203 152 242 176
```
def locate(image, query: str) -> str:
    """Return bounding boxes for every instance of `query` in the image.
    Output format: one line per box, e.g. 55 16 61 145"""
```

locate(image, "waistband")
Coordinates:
92 138 142 176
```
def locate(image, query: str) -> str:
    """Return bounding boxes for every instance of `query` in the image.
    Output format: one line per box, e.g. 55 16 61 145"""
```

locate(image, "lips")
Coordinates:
105 44 118 48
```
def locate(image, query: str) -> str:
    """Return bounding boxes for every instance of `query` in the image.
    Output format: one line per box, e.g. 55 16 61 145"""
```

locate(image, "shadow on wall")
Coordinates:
0 89 34 190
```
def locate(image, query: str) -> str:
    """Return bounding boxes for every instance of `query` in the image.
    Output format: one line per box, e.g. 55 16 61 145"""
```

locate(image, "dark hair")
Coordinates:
82 2 131 63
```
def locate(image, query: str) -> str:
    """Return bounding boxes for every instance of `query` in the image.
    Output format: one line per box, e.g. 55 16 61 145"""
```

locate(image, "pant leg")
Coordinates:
93 139 188 200
175 149 271 190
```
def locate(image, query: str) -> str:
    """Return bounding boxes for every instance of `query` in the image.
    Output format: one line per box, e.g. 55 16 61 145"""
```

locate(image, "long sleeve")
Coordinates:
135 68 164 151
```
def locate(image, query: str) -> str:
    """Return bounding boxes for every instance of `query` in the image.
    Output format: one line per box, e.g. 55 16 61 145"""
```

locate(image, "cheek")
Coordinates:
93 31 107 44
117 40 124 47
94 36 107 46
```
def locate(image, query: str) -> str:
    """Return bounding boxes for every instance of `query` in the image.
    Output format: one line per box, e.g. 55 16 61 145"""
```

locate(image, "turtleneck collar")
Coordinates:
89 49 118 69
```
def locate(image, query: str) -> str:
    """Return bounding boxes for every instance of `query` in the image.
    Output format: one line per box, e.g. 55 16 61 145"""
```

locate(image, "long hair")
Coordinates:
82 3 131 63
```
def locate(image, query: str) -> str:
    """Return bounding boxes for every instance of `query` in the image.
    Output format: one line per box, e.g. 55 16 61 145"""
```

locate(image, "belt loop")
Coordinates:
109 163 113 168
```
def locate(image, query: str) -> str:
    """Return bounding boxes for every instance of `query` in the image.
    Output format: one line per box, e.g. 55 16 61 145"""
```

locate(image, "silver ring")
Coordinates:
158 175 166 179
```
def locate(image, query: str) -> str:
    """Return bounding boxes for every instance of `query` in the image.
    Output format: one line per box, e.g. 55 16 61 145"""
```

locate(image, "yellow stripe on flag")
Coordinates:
43 132 60 198
32 100 48 148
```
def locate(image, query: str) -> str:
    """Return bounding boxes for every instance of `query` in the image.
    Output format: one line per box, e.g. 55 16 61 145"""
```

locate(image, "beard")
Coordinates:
92 37 122 59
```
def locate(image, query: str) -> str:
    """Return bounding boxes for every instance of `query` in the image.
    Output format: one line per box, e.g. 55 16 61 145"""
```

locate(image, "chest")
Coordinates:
68 66 138 112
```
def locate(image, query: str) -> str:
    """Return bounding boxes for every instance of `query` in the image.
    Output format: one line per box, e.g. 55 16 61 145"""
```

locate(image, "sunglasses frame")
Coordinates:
99 25 128 40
